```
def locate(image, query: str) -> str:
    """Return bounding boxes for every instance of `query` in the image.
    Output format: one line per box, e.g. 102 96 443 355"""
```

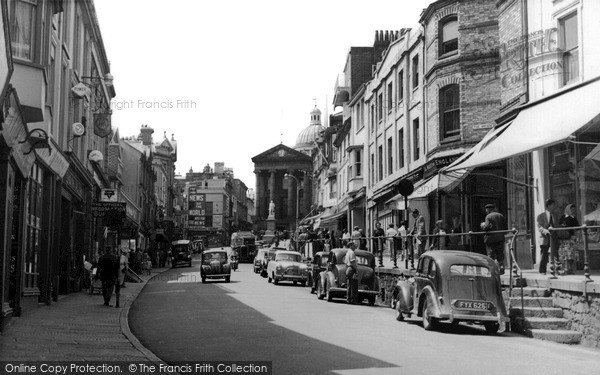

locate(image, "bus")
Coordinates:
230 231 257 263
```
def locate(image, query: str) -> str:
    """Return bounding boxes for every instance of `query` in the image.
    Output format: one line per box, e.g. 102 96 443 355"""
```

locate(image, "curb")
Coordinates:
119 268 172 364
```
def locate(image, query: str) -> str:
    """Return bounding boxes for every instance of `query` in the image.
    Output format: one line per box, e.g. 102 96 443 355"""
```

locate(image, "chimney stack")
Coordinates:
140 124 154 146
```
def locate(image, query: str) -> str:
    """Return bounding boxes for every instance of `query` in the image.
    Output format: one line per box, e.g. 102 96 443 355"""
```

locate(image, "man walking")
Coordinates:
481 203 507 274
345 242 358 305
410 210 426 258
537 199 559 275
373 222 385 267
96 246 120 307
386 223 398 267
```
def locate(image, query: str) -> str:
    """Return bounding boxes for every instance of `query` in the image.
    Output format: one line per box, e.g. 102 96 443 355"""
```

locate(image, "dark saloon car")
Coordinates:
200 248 232 283
317 248 380 305
170 240 192 268
392 250 508 334
309 251 329 294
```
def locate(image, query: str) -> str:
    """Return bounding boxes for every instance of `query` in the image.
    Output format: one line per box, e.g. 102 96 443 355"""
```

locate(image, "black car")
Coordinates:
171 240 192 268
201 248 232 283
309 251 329 293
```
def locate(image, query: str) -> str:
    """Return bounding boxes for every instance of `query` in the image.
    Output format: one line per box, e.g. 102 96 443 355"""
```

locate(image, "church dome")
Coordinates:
294 106 324 151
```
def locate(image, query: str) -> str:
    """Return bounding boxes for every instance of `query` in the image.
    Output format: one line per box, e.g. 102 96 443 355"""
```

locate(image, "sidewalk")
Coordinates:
0 268 169 361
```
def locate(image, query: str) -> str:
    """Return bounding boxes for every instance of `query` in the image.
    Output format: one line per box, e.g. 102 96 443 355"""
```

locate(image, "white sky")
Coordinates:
94 0 434 190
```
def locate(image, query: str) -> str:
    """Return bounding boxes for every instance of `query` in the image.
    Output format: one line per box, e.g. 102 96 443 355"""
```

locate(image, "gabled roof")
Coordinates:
251 144 312 163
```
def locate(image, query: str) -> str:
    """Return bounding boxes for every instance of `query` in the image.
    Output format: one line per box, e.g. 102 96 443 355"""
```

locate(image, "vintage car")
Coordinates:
253 249 268 273
170 240 193 268
200 248 232 283
317 248 380 305
267 250 309 286
392 250 508 334
256 249 277 277
309 251 330 294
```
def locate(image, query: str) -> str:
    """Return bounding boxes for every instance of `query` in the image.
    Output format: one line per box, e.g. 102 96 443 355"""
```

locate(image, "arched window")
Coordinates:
440 16 458 56
440 84 460 139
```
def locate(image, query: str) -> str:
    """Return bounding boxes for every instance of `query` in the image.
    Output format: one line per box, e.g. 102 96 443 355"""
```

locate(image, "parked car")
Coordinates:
170 240 192 268
200 248 232 283
267 250 309 286
317 248 379 305
309 251 329 294
254 249 268 274
392 250 508 334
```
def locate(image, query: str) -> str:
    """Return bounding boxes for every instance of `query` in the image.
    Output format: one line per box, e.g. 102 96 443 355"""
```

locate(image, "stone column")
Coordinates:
287 170 296 223
269 170 276 208
254 170 264 220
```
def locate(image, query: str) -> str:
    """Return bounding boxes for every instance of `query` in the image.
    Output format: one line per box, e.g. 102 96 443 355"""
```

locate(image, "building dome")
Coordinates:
294 106 324 152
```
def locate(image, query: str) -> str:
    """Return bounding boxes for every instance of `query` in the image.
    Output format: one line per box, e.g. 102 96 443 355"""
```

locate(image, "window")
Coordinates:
560 12 579 85
440 16 458 55
398 129 405 168
387 137 393 175
412 56 419 89
440 84 460 138
370 153 375 186
10 0 38 61
355 150 362 177
387 82 393 112
378 145 383 181
25 163 43 290
398 70 404 102
377 93 383 121
413 118 420 160
370 104 375 133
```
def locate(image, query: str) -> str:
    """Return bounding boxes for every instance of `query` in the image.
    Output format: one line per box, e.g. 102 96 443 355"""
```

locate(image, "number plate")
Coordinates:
452 300 493 311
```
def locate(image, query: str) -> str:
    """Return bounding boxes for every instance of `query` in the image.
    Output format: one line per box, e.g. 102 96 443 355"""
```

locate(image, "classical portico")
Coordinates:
251 145 312 232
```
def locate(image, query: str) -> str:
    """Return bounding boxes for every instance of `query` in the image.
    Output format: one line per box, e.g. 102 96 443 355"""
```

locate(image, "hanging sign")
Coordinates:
94 113 111 138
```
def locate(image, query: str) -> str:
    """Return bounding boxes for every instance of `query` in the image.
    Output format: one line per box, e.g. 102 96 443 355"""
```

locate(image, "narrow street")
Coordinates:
129 257 600 375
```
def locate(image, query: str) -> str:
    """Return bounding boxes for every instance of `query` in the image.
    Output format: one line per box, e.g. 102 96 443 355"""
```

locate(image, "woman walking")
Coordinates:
558 203 579 275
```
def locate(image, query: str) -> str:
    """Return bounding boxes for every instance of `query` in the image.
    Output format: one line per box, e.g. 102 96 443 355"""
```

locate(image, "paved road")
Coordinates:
129 257 600 375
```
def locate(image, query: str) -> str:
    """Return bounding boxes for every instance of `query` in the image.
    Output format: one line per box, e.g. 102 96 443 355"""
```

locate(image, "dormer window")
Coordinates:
440 16 458 56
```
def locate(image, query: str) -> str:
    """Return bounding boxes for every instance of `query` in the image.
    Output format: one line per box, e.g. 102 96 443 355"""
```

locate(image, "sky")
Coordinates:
94 0 434 190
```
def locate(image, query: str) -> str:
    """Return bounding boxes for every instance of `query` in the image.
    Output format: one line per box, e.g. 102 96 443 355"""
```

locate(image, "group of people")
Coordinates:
537 199 580 275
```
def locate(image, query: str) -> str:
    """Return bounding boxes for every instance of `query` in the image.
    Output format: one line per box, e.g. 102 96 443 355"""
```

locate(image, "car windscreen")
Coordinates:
203 252 227 261
449 264 491 277
172 245 189 253
276 254 301 262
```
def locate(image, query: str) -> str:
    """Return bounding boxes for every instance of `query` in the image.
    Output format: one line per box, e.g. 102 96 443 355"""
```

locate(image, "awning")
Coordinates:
385 169 469 206
320 210 347 225
446 77 600 172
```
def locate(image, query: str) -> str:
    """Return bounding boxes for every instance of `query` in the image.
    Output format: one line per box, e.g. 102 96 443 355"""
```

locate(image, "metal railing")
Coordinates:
548 224 596 283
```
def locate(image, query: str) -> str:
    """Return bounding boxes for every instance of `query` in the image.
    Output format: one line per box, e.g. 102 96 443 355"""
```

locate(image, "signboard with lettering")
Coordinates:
423 155 460 179
91 202 126 217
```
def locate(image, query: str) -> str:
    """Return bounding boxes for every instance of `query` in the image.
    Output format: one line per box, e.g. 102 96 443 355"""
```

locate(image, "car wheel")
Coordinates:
225 276 230 283
395 308 405 321
301 280 306 287
484 322 500 335
422 299 438 331
317 282 325 300
202 277 206 283
368 295 376 306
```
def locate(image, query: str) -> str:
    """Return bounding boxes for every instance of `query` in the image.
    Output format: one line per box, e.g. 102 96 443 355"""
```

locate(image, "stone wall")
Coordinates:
553 290 600 348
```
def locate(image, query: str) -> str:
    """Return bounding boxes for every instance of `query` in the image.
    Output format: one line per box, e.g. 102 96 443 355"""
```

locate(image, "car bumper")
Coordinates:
444 311 509 323
329 287 379 296
274 274 308 282
203 273 230 279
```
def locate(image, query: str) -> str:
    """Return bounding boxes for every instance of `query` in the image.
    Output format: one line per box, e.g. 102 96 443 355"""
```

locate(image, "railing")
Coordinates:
548 224 596 283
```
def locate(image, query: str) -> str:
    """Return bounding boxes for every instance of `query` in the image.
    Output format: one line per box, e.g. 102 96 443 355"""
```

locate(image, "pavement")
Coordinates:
0 267 170 362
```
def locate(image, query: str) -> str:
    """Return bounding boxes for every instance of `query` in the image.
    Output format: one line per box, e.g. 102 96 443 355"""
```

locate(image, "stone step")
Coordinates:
530 329 583 344
510 287 550 297
523 278 551 288
510 307 564 318
508 296 554 308
521 317 571 330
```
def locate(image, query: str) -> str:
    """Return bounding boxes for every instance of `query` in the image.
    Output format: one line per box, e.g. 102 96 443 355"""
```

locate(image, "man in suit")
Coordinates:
410 210 426 258
481 203 507 274
537 198 559 275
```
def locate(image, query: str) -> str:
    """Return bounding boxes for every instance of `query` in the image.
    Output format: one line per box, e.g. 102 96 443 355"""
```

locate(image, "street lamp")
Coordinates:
284 173 300 231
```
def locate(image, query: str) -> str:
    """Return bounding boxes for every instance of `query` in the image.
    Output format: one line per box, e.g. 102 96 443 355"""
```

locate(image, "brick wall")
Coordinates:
497 0 527 109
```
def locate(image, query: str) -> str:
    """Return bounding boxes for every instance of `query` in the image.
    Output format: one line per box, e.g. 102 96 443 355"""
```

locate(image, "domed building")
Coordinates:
294 106 324 155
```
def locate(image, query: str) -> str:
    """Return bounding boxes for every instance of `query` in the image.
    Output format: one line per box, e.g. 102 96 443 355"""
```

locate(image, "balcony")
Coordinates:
333 73 350 107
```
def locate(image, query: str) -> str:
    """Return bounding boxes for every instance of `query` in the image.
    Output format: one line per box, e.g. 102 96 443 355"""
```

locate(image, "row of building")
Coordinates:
0 0 195 331
252 0 600 272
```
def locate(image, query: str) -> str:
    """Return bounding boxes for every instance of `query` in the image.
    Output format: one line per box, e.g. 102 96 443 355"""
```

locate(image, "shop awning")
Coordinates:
446 77 600 172
385 169 469 207
320 210 347 225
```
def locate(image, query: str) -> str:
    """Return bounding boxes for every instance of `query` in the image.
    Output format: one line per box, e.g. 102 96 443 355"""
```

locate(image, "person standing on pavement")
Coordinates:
345 242 359 304
96 246 120 307
537 198 559 275
386 223 398 263
409 210 426 258
481 203 507 274
119 248 129 288
397 220 408 261
351 226 362 249
372 222 385 266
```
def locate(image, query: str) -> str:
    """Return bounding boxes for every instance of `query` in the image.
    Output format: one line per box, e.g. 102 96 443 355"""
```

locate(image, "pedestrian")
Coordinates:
386 223 398 264
481 203 507 274
449 214 463 250
430 220 448 250
342 228 351 247
345 242 359 305
95 246 120 307
142 250 152 275
372 222 385 266
358 228 367 250
351 226 362 249
119 248 129 288
558 203 579 275
409 210 426 258
536 199 559 275
397 220 408 261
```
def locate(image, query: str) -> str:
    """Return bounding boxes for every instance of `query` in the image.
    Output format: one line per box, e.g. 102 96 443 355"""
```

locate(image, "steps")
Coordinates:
506 283 583 345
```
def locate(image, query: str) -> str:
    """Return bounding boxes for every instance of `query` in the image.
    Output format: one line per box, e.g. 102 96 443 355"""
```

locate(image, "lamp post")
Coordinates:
284 173 300 231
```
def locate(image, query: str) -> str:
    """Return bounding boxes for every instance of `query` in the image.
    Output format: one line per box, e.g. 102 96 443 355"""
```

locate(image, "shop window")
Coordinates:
439 16 458 56
24 163 43 290
440 84 460 139
560 12 579 86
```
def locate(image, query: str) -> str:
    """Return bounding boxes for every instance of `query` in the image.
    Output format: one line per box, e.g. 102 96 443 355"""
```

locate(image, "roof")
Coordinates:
423 250 497 270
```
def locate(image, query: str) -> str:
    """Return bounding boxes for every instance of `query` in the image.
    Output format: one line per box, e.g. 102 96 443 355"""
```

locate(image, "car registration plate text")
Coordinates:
452 300 492 310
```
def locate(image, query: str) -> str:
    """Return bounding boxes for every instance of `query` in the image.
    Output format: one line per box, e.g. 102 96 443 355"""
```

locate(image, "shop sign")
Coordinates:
93 112 111 138
71 83 90 99
404 167 423 184
101 188 118 202
423 155 460 179
91 202 126 217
